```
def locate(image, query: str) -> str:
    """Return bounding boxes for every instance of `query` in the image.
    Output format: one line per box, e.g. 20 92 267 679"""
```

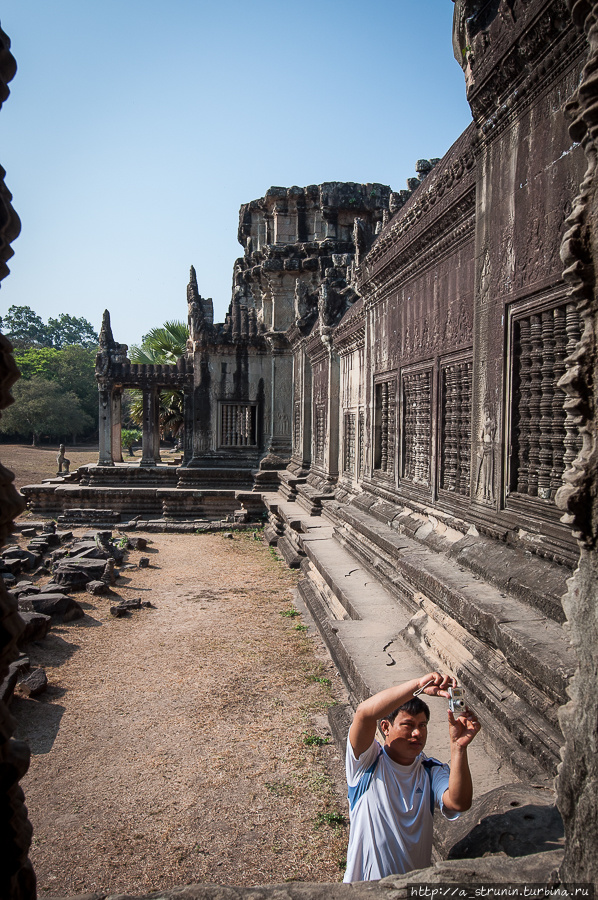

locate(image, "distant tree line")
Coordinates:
0 305 99 349
0 305 99 445
0 307 189 447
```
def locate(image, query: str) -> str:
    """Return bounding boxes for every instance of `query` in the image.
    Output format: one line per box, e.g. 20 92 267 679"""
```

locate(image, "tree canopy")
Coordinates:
0 379 93 445
13 345 98 425
0 305 99 349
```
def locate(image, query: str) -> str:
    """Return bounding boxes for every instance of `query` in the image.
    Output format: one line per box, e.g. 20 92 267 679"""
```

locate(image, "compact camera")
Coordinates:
448 686 466 714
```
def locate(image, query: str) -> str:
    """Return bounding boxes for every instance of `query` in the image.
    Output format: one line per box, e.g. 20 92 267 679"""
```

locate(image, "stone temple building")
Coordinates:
4 0 598 893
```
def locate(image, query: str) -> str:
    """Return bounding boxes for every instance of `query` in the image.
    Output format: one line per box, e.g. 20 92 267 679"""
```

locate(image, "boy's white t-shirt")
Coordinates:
344 738 458 883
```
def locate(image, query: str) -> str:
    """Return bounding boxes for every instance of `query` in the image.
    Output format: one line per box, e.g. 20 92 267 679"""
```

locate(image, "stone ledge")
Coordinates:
42 849 565 900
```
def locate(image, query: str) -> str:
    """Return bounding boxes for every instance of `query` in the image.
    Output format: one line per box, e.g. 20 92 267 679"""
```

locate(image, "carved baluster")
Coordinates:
413 375 422 483
421 371 431 486
387 383 395 476
538 310 555 499
381 382 389 473
459 361 473 495
442 365 458 491
403 376 414 480
515 318 532 494
294 401 301 450
562 302 583 472
359 409 365 478
455 363 471 494
415 373 423 484
550 306 567 497
527 314 543 496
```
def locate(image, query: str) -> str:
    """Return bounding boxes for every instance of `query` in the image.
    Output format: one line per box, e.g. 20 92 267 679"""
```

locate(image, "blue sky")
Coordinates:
0 1 472 347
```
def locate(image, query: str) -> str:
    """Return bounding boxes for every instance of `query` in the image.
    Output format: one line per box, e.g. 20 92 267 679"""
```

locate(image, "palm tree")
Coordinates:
127 320 189 440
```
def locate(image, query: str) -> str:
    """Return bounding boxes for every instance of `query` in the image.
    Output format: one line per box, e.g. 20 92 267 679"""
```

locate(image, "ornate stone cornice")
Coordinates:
478 27 585 141
363 192 476 303
455 0 574 123
333 299 365 355
363 126 476 277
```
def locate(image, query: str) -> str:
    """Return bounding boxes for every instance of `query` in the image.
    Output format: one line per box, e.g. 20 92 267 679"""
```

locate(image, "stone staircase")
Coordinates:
263 489 576 782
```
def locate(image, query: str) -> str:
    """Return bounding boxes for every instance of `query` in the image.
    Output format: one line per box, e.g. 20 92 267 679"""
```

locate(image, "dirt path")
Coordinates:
12 531 350 896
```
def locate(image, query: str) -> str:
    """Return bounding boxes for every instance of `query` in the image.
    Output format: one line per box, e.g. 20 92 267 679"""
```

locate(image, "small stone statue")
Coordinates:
56 444 70 475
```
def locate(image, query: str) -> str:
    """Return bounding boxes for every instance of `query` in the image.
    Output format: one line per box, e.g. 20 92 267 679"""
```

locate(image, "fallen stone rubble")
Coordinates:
1 523 158 706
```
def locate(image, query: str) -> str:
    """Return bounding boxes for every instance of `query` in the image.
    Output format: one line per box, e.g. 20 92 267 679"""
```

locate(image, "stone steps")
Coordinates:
22 483 253 522
263 490 572 780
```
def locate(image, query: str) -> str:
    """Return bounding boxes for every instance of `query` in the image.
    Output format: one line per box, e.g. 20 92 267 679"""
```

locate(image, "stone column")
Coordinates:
140 386 160 466
299 348 312 470
323 332 340 481
111 387 123 463
98 383 114 466
264 332 293 464
182 383 193 465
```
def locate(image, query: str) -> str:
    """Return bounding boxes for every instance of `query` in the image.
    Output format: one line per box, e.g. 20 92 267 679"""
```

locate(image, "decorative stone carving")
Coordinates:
510 303 579 501
343 411 356 475
401 371 430 486
374 378 396 477
475 406 497 502
440 360 472 496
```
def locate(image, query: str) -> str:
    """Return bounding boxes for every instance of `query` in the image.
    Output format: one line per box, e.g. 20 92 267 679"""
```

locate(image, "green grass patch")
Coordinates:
302 733 330 747
280 608 300 618
314 811 348 829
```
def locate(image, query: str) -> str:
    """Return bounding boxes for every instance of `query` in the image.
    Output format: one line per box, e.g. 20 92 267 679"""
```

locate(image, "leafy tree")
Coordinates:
1 305 98 349
12 346 61 379
1 305 50 347
0 378 93 445
46 313 98 349
13 345 98 425
128 320 188 438
121 428 142 456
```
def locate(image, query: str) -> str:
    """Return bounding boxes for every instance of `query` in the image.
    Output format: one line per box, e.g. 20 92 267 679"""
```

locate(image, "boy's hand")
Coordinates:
448 707 481 748
417 671 456 699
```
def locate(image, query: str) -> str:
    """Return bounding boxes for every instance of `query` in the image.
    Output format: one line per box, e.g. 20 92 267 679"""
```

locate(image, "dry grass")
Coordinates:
1 443 99 491
1 442 182 492
11 530 350 895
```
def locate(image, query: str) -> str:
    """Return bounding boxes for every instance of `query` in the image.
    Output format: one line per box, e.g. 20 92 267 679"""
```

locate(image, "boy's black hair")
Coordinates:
383 696 430 724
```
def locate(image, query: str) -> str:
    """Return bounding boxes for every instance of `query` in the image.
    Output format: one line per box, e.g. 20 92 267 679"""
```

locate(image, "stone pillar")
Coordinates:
98 383 114 466
298 348 312 470
182 383 193 465
324 335 340 481
111 387 123 463
140 386 160 466
264 332 293 463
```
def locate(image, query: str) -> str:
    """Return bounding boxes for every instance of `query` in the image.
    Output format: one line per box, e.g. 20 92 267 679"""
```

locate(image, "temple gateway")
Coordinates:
6 0 598 891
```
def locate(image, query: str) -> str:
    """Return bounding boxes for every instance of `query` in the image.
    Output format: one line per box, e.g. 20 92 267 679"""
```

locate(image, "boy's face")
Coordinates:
380 710 429 765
